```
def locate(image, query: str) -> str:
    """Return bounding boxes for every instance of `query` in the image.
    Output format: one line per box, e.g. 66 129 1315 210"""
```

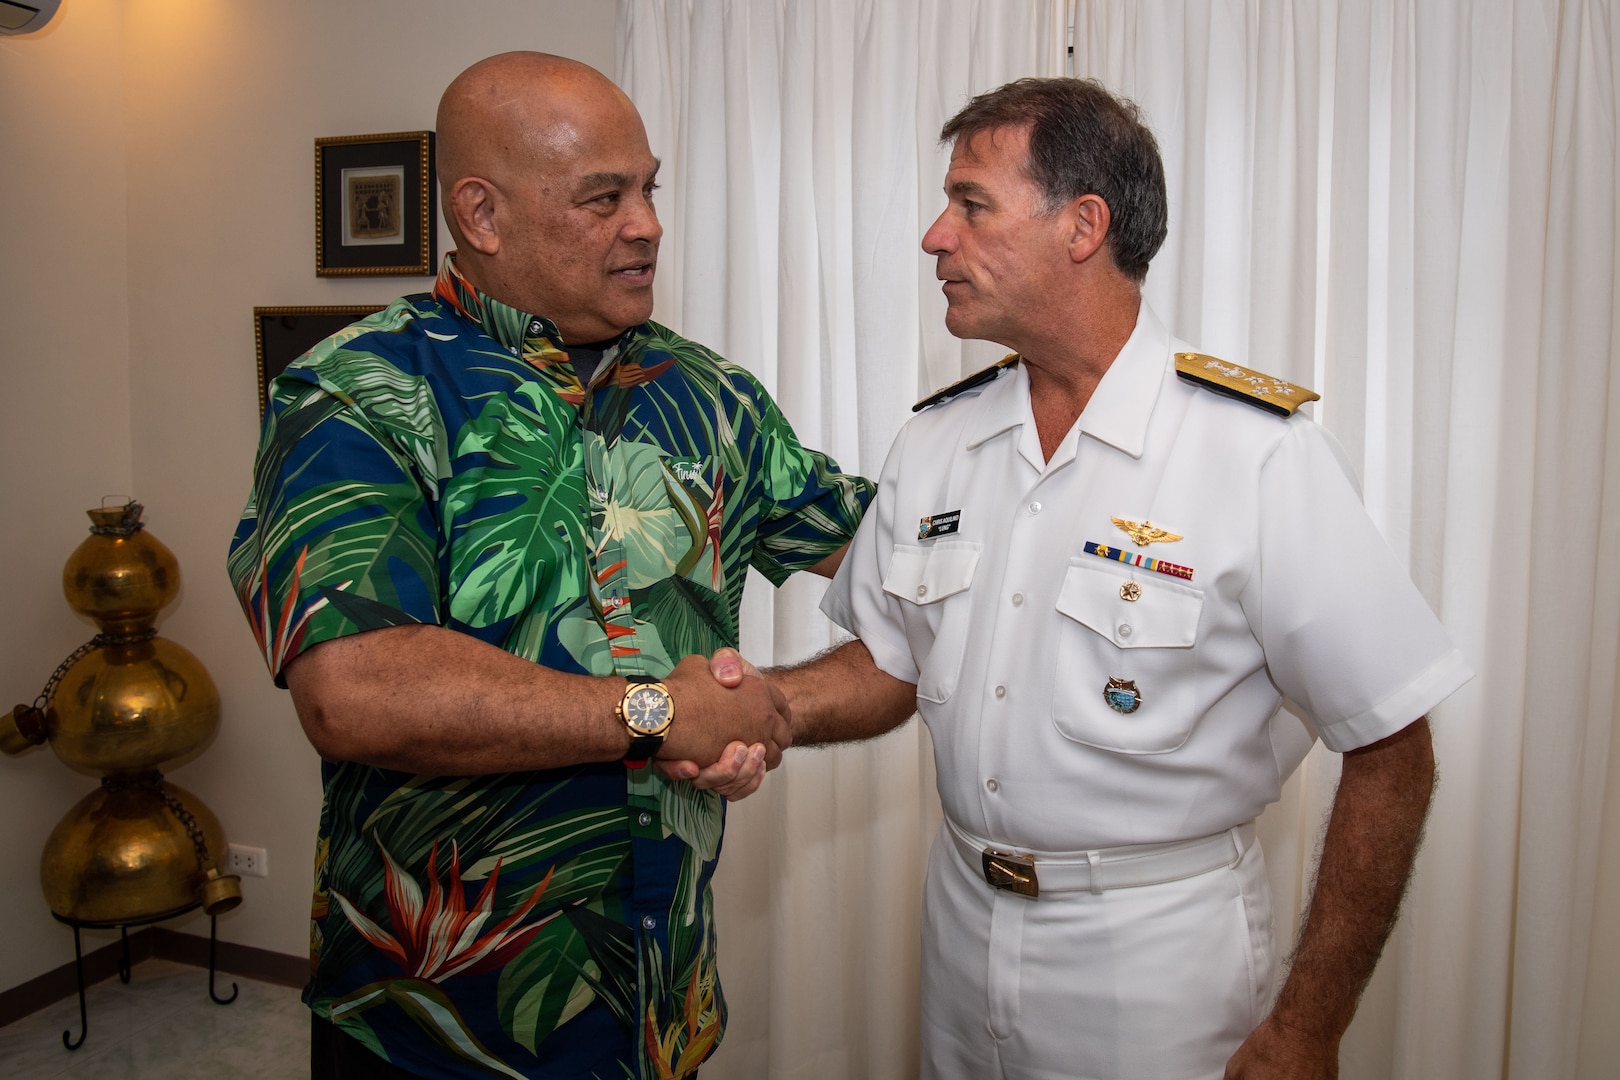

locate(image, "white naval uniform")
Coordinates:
821 305 1472 1079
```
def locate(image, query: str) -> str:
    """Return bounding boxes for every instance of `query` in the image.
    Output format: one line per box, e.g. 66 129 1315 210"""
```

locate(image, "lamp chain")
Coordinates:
31 630 160 713
88 500 146 537
101 771 211 872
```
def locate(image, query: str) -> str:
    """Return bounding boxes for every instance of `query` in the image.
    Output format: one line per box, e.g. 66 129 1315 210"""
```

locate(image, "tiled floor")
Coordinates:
0 959 308 1079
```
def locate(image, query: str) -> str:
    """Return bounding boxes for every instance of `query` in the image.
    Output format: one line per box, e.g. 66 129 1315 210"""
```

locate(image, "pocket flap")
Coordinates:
882 543 980 606
1054 559 1202 648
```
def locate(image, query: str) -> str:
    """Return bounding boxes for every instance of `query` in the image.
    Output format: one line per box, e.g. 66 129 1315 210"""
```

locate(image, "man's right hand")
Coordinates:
657 652 792 768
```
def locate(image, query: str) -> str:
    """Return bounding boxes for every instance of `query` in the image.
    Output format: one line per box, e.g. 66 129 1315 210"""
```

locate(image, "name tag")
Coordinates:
918 510 961 540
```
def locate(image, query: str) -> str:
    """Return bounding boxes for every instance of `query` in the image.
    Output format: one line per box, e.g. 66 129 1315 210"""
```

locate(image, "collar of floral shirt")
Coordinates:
430 253 637 378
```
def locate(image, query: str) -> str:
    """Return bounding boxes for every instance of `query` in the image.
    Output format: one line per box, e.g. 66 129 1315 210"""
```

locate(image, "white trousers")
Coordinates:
919 824 1276 1080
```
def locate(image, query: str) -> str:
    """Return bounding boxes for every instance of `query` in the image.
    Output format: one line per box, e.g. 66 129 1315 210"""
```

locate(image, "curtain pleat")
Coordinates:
620 2 1620 1076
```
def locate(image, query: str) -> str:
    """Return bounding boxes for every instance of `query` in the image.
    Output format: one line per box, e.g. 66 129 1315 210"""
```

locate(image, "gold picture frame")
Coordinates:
314 131 436 277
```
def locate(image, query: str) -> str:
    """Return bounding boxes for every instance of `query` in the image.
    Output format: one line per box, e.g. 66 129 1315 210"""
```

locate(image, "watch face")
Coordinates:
623 685 672 733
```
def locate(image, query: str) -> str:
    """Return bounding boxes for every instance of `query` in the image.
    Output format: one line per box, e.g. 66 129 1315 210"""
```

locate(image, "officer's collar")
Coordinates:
963 303 1167 462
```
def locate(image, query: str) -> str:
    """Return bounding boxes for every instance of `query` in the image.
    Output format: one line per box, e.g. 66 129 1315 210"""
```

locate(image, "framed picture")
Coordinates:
254 305 386 415
315 131 436 276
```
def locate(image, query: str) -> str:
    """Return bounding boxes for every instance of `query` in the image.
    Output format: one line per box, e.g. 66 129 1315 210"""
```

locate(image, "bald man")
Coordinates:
229 53 871 1080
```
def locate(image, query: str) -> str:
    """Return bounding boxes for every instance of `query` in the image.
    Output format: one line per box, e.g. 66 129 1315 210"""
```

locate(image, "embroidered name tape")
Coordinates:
1084 541 1195 581
918 510 962 540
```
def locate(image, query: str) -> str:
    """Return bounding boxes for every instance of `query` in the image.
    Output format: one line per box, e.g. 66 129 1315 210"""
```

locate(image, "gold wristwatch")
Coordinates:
617 674 674 763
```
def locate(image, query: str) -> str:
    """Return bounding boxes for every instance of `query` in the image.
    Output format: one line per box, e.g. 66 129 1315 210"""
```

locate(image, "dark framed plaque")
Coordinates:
253 305 386 415
314 131 436 276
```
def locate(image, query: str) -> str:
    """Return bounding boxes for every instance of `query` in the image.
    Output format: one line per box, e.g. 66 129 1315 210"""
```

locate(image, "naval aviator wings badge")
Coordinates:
1111 517 1182 547
1092 517 1196 582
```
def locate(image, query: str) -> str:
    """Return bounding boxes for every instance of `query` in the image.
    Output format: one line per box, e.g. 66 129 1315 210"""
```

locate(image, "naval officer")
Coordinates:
704 76 1472 1079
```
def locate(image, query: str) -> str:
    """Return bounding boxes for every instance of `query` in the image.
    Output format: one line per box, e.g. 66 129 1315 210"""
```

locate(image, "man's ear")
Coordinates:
449 176 501 256
1067 193 1111 265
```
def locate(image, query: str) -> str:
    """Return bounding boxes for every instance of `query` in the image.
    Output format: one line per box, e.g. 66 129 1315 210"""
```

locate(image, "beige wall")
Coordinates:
0 0 616 993
0 0 138 994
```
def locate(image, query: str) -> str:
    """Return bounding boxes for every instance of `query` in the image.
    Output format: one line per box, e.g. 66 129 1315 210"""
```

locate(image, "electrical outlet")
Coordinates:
227 843 269 878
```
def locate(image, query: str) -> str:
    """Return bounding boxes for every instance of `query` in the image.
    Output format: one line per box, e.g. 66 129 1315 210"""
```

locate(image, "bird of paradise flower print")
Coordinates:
334 838 562 982
228 255 871 1078
643 951 722 1080
328 839 567 1078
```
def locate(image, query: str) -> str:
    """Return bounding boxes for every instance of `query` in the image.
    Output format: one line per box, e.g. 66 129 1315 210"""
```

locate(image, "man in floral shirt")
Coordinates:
228 53 870 1079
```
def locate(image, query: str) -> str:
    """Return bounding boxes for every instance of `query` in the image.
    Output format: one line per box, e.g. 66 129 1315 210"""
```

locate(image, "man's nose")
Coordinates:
921 209 953 256
624 194 663 245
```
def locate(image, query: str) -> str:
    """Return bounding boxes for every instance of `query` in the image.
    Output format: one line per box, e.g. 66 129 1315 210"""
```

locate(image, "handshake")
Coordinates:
649 648 785 801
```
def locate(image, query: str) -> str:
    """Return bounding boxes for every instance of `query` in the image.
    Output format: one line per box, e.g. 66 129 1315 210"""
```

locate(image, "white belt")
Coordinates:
945 816 1252 899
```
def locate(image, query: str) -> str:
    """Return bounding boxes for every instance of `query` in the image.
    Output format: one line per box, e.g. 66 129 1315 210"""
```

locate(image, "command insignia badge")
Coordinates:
1104 677 1144 714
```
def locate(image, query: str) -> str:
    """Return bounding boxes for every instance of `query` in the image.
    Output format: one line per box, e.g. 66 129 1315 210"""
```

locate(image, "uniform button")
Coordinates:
986 778 999 793
1029 501 1042 514
638 811 653 827
917 584 928 598
1011 593 1024 606
641 915 657 931
994 685 1007 699
1118 623 1133 638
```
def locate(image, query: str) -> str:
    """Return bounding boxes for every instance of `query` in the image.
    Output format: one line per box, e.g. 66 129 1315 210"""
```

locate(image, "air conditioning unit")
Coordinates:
0 0 63 36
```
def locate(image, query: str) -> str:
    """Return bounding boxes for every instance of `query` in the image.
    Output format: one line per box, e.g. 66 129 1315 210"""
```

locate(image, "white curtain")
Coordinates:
620 2 1620 1078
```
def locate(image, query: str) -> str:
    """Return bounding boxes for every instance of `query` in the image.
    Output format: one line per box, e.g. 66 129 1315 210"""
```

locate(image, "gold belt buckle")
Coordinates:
981 849 1039 898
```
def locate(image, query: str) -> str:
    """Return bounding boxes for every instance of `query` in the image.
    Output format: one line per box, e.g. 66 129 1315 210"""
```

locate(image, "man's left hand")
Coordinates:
1224 1016 1338 1079
657 740 768 799
655 648 772 799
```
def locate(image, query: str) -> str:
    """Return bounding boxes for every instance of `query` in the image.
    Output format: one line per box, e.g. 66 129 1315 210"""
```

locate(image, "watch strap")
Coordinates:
625 733 664 762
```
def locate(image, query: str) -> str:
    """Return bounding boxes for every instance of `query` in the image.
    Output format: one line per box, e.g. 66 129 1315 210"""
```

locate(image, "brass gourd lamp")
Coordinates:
2 499 241 1048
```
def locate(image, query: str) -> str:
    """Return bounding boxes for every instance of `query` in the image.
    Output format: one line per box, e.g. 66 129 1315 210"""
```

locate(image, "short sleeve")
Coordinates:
745 383 874 585
1247 420 1472 751
820 424 923 685
227 376 442 686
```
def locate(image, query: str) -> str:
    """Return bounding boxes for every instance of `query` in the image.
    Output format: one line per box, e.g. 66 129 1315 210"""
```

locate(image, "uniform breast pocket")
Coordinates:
882 542 980 704
1051 558 1204 753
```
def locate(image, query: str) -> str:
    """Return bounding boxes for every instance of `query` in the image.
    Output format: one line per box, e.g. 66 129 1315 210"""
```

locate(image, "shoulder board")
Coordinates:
1174 352 1319 417
912 354 1020 412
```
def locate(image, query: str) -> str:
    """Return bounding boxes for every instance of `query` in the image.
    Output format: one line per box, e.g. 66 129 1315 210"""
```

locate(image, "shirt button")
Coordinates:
641 915 657 931
1029 501 1042 514
917 585 928 598
994 685 1007 699
1011 593 1024 606
638 812 653 827
986 778 999 793
1118 623 1133 638
529 319 544 335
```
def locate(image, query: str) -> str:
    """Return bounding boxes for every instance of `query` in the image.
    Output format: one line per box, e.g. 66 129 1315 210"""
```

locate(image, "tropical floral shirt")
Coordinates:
227 255 871 1079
